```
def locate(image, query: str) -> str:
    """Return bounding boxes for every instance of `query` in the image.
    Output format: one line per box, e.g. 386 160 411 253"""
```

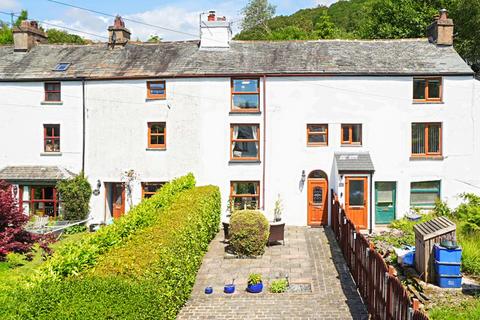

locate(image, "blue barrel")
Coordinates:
434 244 462 263
436 274 462 288
435 261 461 276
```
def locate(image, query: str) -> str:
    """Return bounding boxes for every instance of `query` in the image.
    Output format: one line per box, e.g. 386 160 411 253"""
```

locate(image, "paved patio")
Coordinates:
177 226 368 319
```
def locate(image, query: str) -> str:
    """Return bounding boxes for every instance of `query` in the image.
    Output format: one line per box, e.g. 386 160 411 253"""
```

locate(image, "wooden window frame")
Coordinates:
147 122 166 149
413 77 443 103
230 181 260 210
411 122 442 157
19 186 60 219
44 82 61 102
147 81 166 100
307 124 328 146
231 78 260 113
44 124 60 152
230 124 260 161
141 182 165 199
341 124 362 146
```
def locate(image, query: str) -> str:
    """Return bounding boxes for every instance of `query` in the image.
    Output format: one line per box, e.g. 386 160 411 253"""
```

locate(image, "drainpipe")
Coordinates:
81 78 86 174
262 75 267 210
369 172 373 234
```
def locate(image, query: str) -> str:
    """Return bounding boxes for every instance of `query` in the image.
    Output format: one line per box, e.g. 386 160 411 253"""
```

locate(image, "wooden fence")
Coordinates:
331 191 430 320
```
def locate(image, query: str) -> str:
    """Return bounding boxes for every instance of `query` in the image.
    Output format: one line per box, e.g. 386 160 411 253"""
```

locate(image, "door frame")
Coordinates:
374 181 397 225
104 182 125 220
306 170 329 227
344 175 370 230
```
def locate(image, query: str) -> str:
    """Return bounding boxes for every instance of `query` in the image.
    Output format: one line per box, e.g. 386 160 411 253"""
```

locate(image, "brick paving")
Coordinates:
177 226 368 320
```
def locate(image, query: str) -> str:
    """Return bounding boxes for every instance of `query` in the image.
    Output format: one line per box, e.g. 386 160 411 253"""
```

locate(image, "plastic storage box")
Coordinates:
435 261 461 276
434 244 462 263
436 274 462 288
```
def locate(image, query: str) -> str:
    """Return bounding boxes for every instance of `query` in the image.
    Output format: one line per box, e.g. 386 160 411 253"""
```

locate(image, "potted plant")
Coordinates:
273 194 282 222
247 273 263 293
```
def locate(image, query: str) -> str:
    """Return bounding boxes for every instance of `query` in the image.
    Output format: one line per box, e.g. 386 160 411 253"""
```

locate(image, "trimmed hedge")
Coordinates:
3 185 221 320
230 210 269 256
38 173 195 281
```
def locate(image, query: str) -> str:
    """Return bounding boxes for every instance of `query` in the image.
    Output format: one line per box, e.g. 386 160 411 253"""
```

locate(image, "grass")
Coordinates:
430 299 480 320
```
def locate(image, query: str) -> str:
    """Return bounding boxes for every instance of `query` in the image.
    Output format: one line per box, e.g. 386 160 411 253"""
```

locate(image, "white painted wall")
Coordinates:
1 75 479 228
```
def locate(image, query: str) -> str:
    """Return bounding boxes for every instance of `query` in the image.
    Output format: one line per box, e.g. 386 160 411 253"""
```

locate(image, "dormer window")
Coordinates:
53 63 70 71
413 77 442 102
147 81 166 100
44 82 61 102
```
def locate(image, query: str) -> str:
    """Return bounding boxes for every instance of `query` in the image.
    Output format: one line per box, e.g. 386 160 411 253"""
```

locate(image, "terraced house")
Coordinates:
0 10 479 232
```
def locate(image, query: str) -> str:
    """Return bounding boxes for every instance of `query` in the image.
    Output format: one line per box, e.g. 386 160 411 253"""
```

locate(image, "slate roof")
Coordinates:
0 166 75 182
0 39 473 81
334 152 375 172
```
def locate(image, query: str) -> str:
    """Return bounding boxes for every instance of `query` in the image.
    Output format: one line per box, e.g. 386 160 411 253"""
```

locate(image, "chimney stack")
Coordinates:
12 20 47 52
200 11 231 50
427 9 454 46
108 16 131 47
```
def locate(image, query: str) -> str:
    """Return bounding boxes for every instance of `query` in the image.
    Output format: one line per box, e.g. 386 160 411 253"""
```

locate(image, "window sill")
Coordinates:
412 101 444 105
410 156 444 161
41 101 63 106
229 111 262 115
146 148 166 151
307 144 328 147
40 152 62 156
145 98 167 102
341 144 363 147
229 160 261 164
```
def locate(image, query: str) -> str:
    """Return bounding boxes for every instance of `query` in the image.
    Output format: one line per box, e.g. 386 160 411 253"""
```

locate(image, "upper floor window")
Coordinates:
413 77 442 102
148 122 166 149
410 181 440 208
44 82 61 102
341 124 362 145
142 182 165 199
412 123 442 157
230 124 260 161
44 124 60 152
307 124 328 146
231 78 260 112
147 81 166 100
230 181 260 210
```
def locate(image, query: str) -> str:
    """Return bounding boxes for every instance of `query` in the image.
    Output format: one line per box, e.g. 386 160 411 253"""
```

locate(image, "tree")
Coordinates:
241 0 276 36
0 10 27 45
147 35 162 43
56 173 92 221
47 28 86 44
0 181 43 260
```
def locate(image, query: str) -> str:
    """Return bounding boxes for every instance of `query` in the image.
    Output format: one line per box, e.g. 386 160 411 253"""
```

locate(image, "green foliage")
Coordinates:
38 173 195 281
429 299 480 319
46 28 86 44
434 198 453 218
56 173 92 221
241 0 276 36
5 252 26 268
269 278 288 293
147 35 161 43
1 185 220 320
63 225 87 235
248 273 262 285
455 193 480 234
0 10 27 45
229 210 269 256
458 232 480 275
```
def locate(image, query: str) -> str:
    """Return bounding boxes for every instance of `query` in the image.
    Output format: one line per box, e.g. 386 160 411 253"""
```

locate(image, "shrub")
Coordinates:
63 225 87 235
5 252 26 268
269 279 288 293
38 173 195 281
56 173 92 220
230 210 269 256
5 185 221 320
456 193 480 234
248 273 262 285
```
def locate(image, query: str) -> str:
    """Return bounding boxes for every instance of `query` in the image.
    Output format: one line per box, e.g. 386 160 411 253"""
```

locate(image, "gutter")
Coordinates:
369 172 373 234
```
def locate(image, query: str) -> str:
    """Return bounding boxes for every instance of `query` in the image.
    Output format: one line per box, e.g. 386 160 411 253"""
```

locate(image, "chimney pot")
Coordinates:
208 11 216 21
12 20 47 52
108 16 131 47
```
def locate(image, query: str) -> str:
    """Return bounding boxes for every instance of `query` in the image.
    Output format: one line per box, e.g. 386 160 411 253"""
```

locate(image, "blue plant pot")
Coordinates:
204 287 213 294
224 284 235 294
247 282 263 293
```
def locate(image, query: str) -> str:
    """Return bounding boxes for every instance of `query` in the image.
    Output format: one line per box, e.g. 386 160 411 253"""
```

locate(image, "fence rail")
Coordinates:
331 190 429 320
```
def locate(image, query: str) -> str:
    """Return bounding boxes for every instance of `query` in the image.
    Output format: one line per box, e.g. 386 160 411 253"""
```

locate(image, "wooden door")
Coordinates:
375 182 396 224
307 179 328 226
112 183 125 219
345 177 368 229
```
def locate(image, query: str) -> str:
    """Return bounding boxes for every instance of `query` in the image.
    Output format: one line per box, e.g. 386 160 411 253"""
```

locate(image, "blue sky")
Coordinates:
0 0 339 41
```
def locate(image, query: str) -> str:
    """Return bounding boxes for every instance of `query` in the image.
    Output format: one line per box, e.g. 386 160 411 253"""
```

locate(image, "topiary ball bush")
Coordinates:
230 210 269 257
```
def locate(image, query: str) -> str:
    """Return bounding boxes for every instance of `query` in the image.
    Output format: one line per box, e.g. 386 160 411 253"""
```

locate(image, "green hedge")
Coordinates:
3 185 220 320
38 173 195 281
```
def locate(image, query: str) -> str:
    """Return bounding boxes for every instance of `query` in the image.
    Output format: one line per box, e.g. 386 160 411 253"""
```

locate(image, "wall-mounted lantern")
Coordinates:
299 170 306 192
92 179 101 196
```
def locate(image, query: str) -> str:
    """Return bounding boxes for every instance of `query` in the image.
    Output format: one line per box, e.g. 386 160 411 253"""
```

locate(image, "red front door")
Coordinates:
345 177 368 229
307 179 328 226
112 183 125 219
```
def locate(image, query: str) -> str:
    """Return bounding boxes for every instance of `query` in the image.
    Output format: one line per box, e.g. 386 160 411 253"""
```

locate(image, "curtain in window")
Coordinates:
252 126 258 155
232 126 240 157
428 124 440 153
412 124 425 154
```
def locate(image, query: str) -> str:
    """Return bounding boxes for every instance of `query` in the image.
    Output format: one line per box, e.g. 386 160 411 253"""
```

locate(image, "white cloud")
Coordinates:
0 0 20 10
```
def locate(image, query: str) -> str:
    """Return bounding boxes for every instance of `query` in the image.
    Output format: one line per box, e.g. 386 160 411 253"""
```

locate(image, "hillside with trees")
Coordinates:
236 0 480 73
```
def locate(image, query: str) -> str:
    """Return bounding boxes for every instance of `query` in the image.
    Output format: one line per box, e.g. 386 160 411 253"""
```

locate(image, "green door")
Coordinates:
375 182 396 224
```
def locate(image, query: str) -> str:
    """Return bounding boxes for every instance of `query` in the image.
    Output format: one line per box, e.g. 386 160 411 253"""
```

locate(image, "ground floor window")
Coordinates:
19 185 60 218
230 181 260 210
410 181 441 208
141 182 165 199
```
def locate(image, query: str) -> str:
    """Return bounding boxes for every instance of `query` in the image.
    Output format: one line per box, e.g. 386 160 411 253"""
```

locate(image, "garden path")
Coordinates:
177 226 368 319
